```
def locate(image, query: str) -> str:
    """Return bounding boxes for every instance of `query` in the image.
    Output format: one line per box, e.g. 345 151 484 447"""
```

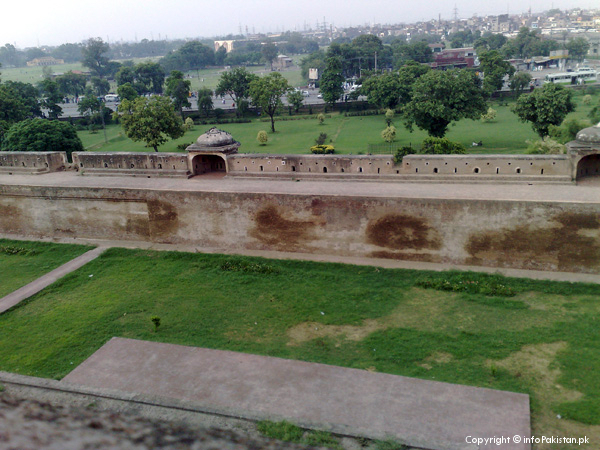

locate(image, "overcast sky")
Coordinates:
2 0 598 48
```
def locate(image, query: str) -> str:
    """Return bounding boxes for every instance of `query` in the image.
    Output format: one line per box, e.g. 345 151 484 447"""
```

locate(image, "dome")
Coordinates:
575 122 600 144
186 127 240 154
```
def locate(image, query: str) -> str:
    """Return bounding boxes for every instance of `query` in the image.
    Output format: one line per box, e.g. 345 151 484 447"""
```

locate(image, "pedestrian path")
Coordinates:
64 337 530 450
0 247 105 314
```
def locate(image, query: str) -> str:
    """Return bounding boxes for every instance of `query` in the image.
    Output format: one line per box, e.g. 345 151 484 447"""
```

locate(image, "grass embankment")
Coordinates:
79 88 600 155
0 239 94 298
0 245 599 448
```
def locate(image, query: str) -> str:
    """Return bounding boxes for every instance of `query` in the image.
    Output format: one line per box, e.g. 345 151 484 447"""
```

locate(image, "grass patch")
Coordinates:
256 420 342 449
415 271 517 297
0 239 94 298
1 247 600 447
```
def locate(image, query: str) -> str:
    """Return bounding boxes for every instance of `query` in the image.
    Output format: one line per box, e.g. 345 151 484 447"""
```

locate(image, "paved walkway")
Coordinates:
63 337 530 450
0 247 105 314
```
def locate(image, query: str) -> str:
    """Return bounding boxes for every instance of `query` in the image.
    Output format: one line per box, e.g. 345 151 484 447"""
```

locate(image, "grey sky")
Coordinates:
2 0 598 48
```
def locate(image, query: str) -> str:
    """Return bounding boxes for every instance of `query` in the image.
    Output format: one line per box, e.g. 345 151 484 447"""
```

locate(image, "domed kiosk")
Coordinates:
567 122 600 181
186 128 240 176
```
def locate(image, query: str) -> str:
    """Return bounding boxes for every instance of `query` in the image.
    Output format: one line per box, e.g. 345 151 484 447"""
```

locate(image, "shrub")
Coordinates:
184 117 195 131
526 137 565 154
384 108 395 126
315 132 328 146
176 142 194 151
256 130 268 146
393 145 416 164
480 107 497 122
381 125 396 143
549 118 591 144
582 94 592 105
151 316 161 332
317 113 325 125
310 144 335 154
415 273 517 297
420 137 466 155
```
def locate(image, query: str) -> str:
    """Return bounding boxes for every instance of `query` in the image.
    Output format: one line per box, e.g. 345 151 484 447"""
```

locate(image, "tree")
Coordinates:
509 72 532 97
1 81 42 119
286 90 304 113
392 40 433 67
81 38 111 77
0 85 29 139
257 130 268 145
117 96 184 151
361 72 402 109
165 70 192 120
403 69 487 137
197 87 214 117
478 50 515 96
134 62 165 95
512 83 575 137
1 118 83 161
117 83 139 102
249 72 291 133
160 41 214 73
381 125 396 144
38 79 63 119
215 67 259 117
566 38 590 62
261 41 278 70
319 56 344 108
55 71 88 98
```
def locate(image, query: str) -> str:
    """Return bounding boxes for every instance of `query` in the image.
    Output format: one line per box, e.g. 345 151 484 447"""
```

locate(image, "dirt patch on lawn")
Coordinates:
490 342 600 449
418 352 454 370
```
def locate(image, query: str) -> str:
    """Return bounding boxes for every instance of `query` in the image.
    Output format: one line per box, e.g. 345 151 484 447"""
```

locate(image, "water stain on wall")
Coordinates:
466 212 600 272
250 204 317 251
147 200 179 241
366 214 442 251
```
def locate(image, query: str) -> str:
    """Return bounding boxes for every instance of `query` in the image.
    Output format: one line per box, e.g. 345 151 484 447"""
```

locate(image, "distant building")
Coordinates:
273 55 293 70
214 40 235 53
431 47 477 70
26 57 64 67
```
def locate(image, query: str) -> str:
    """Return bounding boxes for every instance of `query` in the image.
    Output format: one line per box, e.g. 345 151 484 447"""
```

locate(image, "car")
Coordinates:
317 93 323 99
302 90 310 97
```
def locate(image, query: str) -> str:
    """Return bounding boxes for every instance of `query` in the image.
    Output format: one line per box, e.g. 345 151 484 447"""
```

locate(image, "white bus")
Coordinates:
544 68 596 85
104 94 120 102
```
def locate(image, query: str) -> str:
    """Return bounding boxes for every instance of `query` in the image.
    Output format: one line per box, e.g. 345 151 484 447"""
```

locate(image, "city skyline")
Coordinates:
2 0 599 49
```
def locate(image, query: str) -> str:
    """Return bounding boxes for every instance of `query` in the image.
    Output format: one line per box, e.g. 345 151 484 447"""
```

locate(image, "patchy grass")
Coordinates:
0 239 94 298
1 247 600 448
256 420 342 449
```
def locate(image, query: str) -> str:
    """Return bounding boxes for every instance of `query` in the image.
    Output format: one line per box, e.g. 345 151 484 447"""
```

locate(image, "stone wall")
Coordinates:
0 152 67 175
2 184 599 274
72 152 191 178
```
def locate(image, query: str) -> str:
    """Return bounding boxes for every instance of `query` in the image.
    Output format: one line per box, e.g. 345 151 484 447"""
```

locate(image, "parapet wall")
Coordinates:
0 152 67 175
72 152 191 178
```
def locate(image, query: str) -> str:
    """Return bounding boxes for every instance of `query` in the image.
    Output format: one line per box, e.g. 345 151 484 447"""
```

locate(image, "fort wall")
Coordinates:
72 152 191 178
0 152 67 175
2 183 599 274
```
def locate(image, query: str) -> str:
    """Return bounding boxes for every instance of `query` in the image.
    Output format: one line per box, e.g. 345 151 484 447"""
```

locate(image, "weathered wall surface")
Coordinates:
0 152 67 175
2 184 600 274
72 153 190 178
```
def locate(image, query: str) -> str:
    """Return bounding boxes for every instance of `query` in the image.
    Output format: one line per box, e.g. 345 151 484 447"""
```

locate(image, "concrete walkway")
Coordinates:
0 247 105 314
64 338 530 450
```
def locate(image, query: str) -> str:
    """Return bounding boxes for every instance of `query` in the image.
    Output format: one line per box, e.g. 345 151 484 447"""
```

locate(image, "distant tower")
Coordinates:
453 4 458 21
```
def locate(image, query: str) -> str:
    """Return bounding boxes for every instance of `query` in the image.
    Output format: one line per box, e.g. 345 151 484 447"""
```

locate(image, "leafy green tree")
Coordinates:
566 38 590 61
261 41 278 70
381 125 396 143
1 118 83 160
55 71 88 98
286 90 304 113
115 66 136 86
215 67 259 117
197 87 214 117
215 46 227 66
91 77 110 96
299 50 326 81
403 69 487 137
1 81 42 118
38 79 63 119
392 40 433 67
549 118 591 144
361 72 402 109
396 62 430 108
319 56 344 108
0 85 29 139
249 72 291 133
117 96 184 151
81 37 111 77
160 41 214 73
117 82 139 102
165 70 192 119
512 83 575 137
478 50 515 96
257 130 268 145
134 62 165 95
509 72 532 97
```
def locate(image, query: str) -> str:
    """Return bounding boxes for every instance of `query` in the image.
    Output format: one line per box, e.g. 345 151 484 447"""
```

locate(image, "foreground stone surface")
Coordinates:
64 338 531 450
0 390 313 450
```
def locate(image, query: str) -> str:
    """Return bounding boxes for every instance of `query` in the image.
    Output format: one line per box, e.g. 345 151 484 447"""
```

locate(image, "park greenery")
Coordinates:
1 243 600 443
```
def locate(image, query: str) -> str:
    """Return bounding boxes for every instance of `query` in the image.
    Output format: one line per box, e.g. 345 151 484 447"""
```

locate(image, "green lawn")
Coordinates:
0 239 94 298
0 246 599 447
